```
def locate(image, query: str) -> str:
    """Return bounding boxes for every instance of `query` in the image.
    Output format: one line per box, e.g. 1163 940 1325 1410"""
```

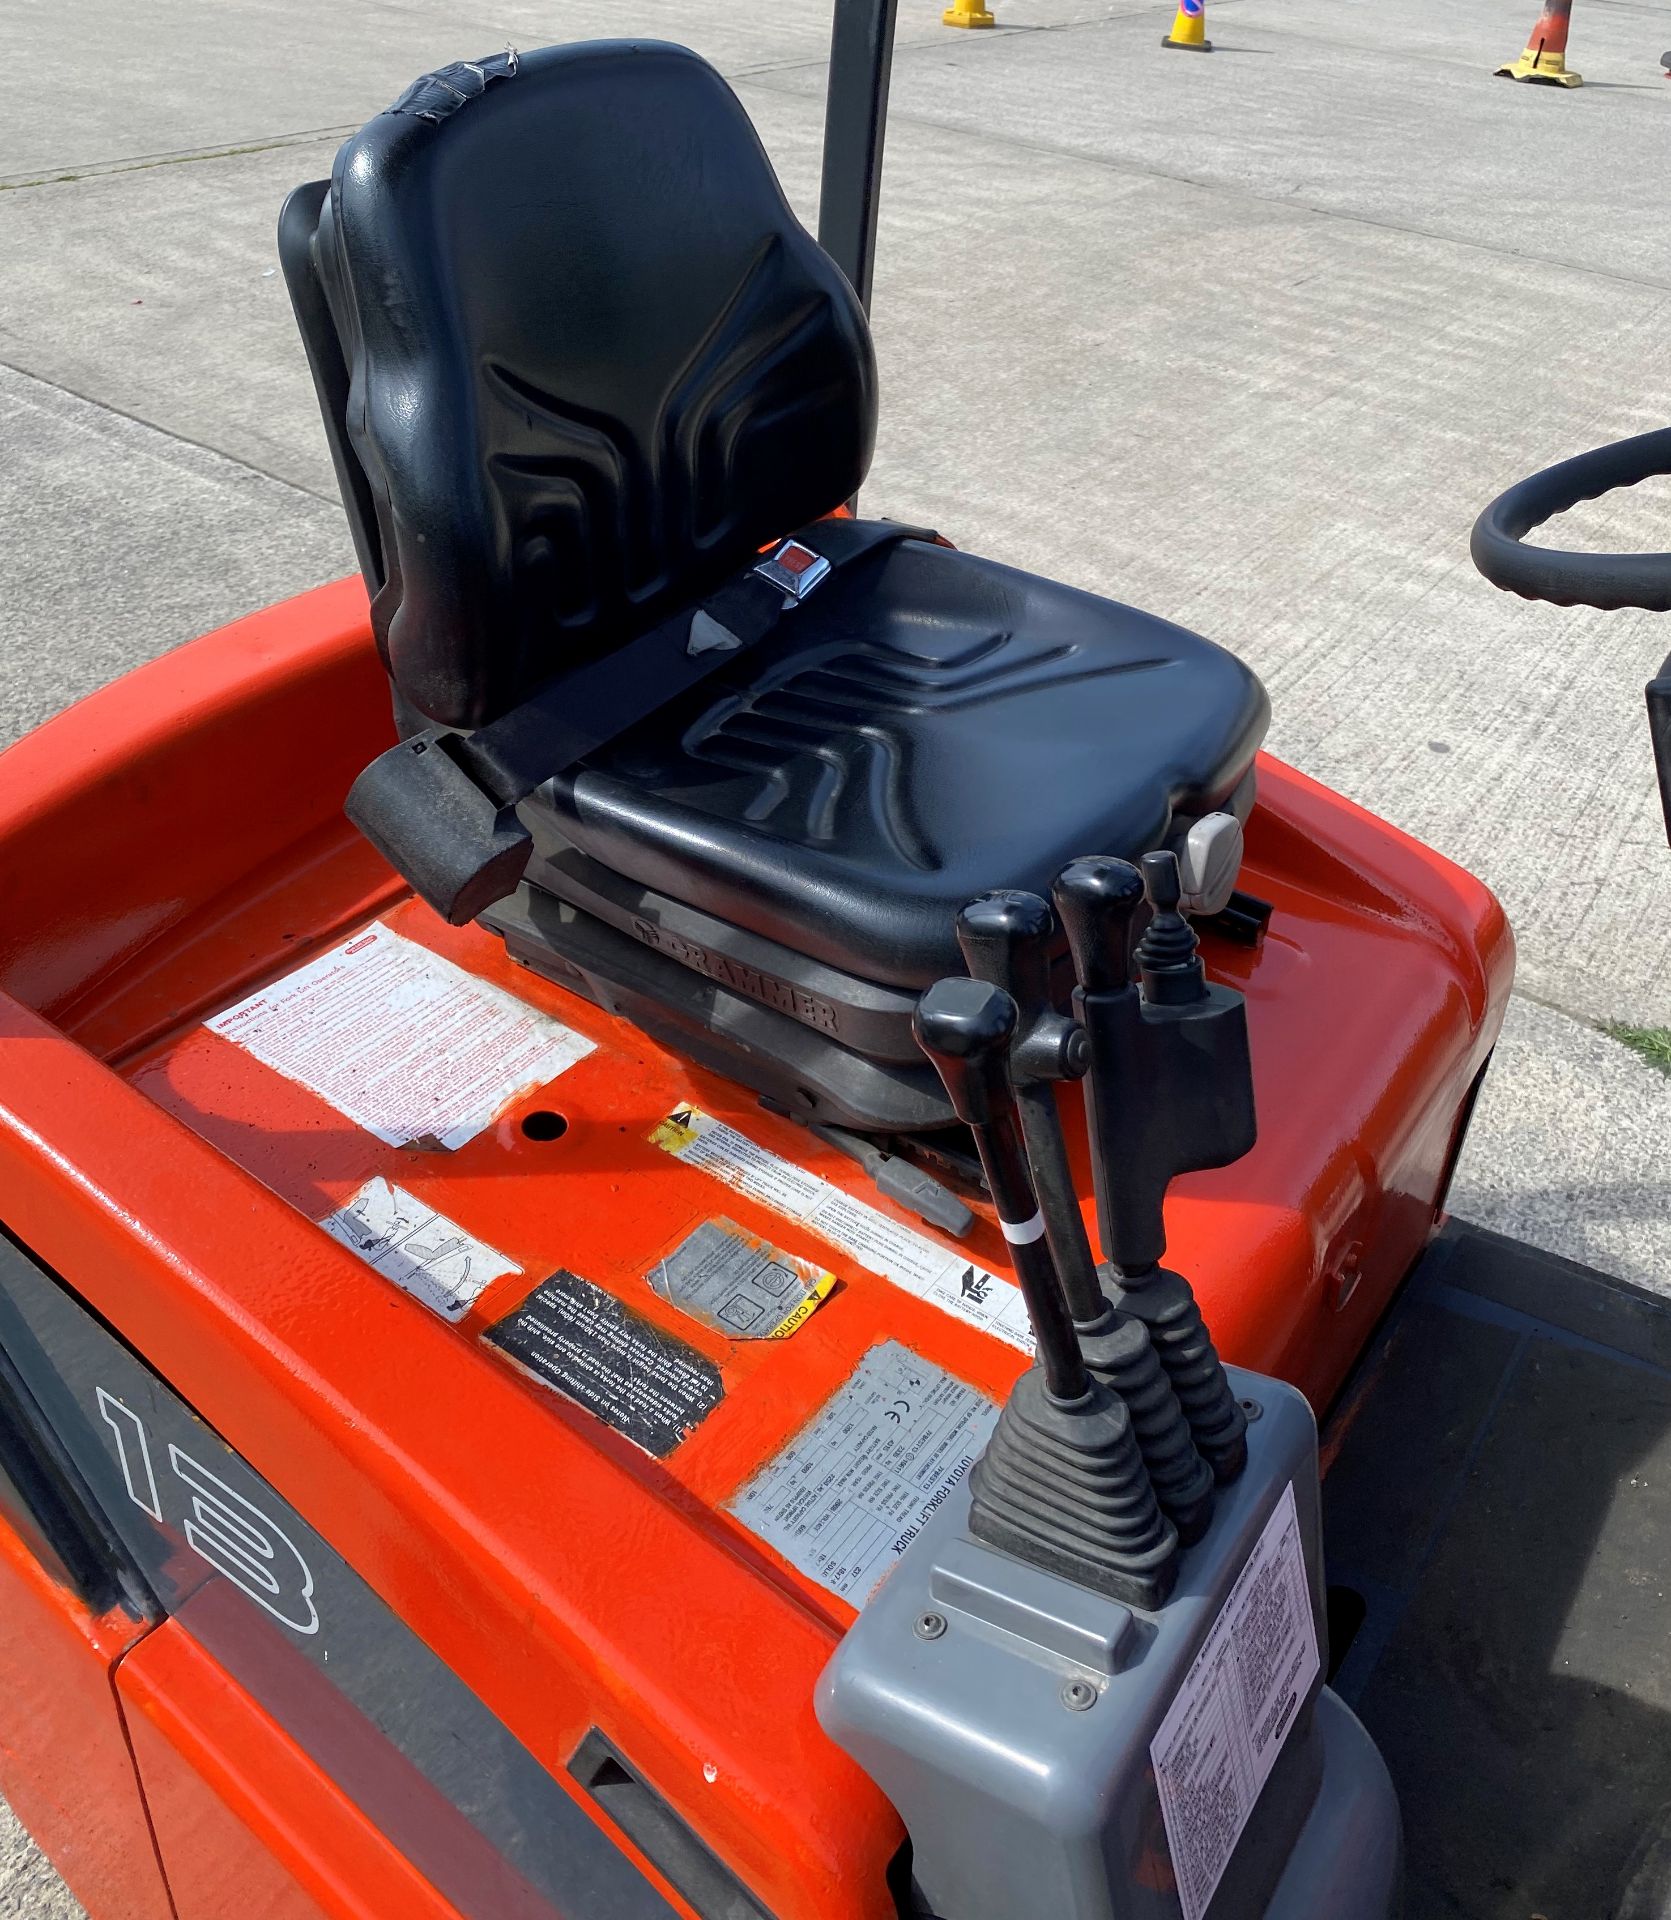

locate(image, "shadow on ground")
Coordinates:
1326 1226 1671 1919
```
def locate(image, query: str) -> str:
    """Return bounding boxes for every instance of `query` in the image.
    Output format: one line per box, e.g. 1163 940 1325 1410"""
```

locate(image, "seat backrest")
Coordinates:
279 42 877 730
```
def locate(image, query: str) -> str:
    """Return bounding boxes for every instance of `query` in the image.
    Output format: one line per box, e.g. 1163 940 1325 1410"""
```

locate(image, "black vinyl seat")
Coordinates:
280 37 1268 1131
535 535 1265 989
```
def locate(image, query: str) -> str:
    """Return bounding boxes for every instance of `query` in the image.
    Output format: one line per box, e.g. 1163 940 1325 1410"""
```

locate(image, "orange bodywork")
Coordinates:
0 579 1512 1919
0 1521 174 1920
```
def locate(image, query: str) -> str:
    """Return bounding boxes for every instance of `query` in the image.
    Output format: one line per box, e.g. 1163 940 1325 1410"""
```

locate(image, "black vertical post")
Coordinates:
1649 659 1671 848
818 0 899 313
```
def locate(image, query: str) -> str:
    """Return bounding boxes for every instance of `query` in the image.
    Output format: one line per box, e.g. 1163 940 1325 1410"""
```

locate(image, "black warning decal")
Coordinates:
485 1271 724 1457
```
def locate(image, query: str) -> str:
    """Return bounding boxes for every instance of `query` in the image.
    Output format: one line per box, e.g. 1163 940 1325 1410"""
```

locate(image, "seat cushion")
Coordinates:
534 536 1269 988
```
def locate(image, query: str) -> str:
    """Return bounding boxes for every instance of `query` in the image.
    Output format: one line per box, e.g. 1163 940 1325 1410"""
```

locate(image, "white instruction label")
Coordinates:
729 1342 998 1606
651 1108 1031 1351
1150 1482 1321 1920
320 1177 519 1322
208 923 594 1150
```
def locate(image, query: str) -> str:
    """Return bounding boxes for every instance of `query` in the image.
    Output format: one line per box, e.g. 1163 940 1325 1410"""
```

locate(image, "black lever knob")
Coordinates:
1135 851 1207 1005
1142 848 1181 909
955 889 1051 1002
912 974 1015 1125
955 891 1087 1082
913 978 1089 1404
1052 857 1145 996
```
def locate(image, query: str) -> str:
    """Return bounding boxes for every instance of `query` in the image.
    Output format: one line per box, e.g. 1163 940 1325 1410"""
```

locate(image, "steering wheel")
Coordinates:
1471 425 1671 611
1471 426 1671 841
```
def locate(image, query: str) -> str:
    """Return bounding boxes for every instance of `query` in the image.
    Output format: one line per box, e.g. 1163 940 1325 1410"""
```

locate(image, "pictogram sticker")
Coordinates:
320 1176 519 1322
651 1107 1030 1351
649 1219 835 1339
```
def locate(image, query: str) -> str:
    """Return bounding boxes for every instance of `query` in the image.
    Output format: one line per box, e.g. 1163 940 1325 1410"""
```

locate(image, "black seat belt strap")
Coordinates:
347 519 934 924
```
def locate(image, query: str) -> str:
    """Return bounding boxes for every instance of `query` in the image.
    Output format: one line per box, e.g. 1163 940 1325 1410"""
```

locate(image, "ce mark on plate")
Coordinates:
882 1377 924 1423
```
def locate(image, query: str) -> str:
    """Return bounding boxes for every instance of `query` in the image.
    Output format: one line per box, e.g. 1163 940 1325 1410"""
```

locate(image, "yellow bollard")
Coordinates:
1162 0 1212 50
943 0 997 26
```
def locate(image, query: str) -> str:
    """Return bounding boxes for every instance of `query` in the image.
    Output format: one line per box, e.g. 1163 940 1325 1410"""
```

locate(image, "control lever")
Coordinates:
913 978 1177 1608
954 894 1098 1321
955 893 1214 1544
1052 855 1253 1484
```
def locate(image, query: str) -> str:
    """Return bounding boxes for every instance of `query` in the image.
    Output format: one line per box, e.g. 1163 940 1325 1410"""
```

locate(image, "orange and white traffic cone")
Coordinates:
1162 0 1211 49
1495 0 1582 85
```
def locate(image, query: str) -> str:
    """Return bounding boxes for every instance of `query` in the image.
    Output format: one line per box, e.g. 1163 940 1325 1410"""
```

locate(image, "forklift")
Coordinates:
0 5 1667 1917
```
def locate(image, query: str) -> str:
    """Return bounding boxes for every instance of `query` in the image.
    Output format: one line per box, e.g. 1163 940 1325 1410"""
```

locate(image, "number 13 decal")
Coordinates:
96 1386 320 1636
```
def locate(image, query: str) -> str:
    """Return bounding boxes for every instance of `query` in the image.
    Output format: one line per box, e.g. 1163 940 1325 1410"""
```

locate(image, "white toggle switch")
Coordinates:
1177 812 1243 917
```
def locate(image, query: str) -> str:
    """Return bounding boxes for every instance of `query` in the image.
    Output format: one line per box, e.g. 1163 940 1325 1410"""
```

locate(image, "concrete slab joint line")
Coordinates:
0 360 341 509
0 363 347 744
0 128 362 195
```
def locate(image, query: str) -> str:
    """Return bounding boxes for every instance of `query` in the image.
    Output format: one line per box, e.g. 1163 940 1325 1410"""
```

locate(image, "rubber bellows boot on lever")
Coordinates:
956 892 1215 1545
1053 853 1252 1486
913 976 1177 1609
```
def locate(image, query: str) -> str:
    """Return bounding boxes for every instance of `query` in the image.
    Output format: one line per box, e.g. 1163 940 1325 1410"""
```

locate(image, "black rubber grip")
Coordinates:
1470 426 1671 611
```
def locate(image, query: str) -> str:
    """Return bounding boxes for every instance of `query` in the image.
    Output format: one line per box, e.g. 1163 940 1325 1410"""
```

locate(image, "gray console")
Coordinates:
819 1367 1401 1920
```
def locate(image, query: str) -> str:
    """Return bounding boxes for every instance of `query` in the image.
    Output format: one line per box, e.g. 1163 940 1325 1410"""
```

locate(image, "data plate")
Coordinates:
729 1342 998 1607
651 1107 1030 1350
1150 1482 1321 1920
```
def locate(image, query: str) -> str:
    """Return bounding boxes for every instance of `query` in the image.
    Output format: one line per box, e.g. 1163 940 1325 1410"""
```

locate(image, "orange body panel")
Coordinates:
0 1518 173 1920
117 1621 471 1920
0 581 1512 1919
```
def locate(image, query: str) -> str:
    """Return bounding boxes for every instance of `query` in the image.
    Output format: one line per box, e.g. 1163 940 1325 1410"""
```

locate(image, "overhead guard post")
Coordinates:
818 0 899 314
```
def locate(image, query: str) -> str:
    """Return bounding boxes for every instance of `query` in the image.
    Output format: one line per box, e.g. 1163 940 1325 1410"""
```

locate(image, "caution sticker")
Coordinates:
728 1342 998 1606
207 922 595 1150
1150 1483 1321 1920
485 1272 724 1457
648 1219 835 1340
651 1108 1030 1351
320 1176 519 1322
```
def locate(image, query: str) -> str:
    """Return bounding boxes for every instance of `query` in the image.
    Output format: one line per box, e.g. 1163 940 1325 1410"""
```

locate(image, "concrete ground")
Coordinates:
3 0 1670 1906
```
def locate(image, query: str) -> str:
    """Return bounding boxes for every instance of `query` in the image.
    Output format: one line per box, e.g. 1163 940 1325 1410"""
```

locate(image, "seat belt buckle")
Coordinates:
753 538 831 604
